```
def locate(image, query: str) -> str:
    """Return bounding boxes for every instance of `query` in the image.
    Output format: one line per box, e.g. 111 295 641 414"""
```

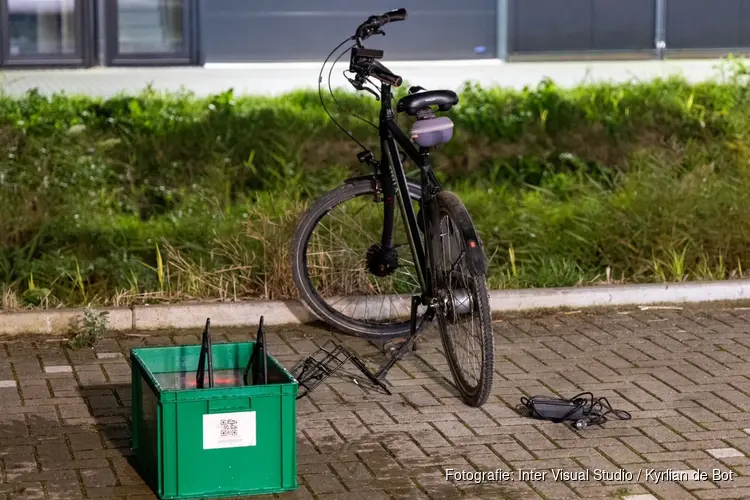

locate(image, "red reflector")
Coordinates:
468 240 477 248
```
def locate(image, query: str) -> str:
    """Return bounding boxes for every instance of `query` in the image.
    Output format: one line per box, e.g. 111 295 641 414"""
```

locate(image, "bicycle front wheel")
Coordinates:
430 191 494 407
290 177 427 340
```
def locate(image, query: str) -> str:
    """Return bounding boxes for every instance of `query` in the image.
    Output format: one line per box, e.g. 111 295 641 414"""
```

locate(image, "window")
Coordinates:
7 0 77 56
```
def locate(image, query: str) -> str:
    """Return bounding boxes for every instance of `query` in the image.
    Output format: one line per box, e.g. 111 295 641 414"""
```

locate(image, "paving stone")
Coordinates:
43 366 72 374
5 306 750 498
80 468 118 488
95 352 121 359
706 447 745 459
302 474 346 495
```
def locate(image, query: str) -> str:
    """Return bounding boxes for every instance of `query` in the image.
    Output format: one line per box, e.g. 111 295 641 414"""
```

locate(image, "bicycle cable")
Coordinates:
365 75 390 105
328 46 378 131
366 76 383 94
318 37 370 152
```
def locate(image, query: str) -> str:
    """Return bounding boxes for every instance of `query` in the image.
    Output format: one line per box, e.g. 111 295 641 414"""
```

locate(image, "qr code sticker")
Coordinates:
220 418 238 437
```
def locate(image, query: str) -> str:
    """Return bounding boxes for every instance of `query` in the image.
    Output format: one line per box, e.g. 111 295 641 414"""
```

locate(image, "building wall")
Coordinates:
198 0 750 63
666 0 750 50
3 0 750 68
508 0 656 55
199 0 498 62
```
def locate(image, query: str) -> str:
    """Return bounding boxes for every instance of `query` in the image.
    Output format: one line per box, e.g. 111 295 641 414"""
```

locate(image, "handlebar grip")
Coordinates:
370 62 402 87
382 8 407 24
356 8 407 41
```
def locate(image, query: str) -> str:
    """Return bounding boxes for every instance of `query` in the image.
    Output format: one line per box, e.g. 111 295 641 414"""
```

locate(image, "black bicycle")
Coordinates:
290 8 494 406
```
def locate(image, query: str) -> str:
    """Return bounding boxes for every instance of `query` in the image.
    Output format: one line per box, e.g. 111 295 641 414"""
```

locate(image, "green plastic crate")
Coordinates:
130 342 298 499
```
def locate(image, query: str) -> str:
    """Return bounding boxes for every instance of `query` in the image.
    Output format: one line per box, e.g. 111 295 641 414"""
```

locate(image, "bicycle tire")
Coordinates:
431 190 494 407
291 177 427 340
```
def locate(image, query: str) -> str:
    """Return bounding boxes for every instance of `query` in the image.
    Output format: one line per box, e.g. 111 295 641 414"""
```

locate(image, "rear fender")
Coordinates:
428 193 487 278
460 225 488 277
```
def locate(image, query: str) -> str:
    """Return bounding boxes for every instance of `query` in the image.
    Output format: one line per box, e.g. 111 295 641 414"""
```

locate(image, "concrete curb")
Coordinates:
1 280 749 335
487 280 750 311
132 300 316 330
0 307 134 335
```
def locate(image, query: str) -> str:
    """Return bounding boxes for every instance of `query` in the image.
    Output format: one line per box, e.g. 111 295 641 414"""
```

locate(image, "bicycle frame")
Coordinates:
376 83 441 303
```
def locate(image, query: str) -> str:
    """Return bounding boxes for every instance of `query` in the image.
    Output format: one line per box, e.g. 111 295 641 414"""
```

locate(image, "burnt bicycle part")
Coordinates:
243 316 269 386
195 318 214 389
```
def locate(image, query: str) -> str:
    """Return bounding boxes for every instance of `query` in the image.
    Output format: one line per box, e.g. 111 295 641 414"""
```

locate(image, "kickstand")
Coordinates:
375 295 434 380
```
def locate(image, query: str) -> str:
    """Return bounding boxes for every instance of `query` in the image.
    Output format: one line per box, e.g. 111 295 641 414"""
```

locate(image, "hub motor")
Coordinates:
442 288 475 323
366 243 399 277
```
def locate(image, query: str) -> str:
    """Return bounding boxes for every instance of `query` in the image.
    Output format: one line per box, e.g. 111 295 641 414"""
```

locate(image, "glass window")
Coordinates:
7 0 78 56
117 0 185 54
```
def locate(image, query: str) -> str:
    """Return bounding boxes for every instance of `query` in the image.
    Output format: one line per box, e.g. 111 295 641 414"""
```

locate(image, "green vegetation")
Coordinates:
68 306 109 349
3 58 750 310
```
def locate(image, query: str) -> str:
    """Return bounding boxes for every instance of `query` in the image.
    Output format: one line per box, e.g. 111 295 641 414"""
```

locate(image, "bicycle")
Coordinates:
290 8 494 407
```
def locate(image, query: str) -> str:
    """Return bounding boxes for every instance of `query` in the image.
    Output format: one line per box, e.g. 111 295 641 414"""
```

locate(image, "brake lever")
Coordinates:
362 86 380 101
346 75 380 101
357 27 386 44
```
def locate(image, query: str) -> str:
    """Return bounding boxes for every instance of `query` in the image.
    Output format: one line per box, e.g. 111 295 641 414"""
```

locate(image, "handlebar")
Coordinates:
355 8 408 44
350 8 407 87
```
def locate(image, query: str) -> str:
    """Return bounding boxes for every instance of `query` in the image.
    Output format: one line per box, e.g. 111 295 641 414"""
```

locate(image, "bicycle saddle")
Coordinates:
397 89 459 116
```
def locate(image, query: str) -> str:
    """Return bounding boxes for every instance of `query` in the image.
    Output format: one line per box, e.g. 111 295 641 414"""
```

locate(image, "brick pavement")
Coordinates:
3 304 750 499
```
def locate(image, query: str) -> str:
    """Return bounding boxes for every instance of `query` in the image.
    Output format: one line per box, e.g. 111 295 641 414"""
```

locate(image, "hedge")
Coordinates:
2 58 750 309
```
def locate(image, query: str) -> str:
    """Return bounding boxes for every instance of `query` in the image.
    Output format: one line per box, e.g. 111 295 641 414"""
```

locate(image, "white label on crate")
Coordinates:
202 411 256 449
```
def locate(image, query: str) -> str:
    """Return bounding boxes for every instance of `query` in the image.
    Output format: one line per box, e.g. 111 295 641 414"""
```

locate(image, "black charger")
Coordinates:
520 392 631 429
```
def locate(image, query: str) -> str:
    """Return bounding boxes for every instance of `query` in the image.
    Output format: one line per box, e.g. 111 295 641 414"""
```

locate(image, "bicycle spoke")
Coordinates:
434 210 487 391
301 185 423 327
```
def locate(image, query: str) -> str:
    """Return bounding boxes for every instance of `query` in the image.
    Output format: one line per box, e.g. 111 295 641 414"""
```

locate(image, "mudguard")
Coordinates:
459 224 488 277
431 191 488 278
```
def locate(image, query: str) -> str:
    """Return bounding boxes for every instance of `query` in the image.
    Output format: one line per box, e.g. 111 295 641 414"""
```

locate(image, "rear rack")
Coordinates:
291 339 391 399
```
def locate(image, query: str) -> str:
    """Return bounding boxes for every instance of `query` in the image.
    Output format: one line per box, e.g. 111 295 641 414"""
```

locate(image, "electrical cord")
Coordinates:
318 36 370 152
328 47 378 131
519 392 632 429
318 12 404 154
365 76 382 94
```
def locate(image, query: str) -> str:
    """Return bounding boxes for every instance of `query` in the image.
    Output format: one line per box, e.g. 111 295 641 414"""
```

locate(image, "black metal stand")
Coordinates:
243 316 268 386
291 340 391 399
196 318 214 389
291 294 434 399
374 295 434 380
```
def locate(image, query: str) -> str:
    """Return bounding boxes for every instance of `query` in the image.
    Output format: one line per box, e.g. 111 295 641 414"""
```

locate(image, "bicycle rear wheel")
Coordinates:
290 177 428 339
430 191 494 407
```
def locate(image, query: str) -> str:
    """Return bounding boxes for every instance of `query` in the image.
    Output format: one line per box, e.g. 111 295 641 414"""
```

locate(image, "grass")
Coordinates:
3 57 750 310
